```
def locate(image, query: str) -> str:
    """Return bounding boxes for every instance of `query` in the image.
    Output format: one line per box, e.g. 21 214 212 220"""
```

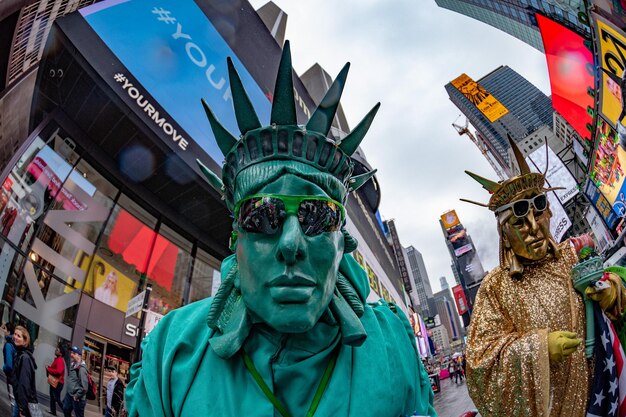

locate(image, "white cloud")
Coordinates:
250 0 551 293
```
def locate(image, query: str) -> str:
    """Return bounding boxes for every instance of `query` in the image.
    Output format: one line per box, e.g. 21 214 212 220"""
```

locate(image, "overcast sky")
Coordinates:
249 0 552 293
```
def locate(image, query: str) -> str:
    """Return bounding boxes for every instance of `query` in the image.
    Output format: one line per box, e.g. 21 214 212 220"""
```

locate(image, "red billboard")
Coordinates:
452 285 469 315
537 14 594 141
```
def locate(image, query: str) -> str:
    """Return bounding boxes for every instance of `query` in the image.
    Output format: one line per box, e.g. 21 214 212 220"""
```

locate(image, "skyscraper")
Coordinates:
405 246 434 316
435 0 586 52
445 65 554 176
432 288 464 341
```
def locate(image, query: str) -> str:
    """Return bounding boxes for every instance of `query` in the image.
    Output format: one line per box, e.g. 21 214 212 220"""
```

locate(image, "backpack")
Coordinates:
75 364 97 400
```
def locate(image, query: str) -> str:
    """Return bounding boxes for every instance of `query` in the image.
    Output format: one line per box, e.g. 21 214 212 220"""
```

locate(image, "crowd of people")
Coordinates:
1 322 126 417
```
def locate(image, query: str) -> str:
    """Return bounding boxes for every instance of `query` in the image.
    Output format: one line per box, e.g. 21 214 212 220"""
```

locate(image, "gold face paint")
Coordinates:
499 189 552 262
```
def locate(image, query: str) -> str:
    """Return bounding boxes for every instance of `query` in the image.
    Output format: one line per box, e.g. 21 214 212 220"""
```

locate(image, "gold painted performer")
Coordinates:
462 139 626 417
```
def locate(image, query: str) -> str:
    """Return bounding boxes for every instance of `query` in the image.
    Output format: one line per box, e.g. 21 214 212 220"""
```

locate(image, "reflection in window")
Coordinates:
146 225 192 315
188 249 220 304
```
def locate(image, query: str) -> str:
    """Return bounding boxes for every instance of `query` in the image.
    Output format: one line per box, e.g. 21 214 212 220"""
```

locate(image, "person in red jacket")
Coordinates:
46 346 65 416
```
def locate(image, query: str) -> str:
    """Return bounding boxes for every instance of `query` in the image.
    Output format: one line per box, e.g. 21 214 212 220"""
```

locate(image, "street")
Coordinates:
433 376 479 417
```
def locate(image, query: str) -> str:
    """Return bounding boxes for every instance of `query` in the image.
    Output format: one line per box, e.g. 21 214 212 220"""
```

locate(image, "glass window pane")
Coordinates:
146 225 192 314
188 248 221 304
86 196 157 312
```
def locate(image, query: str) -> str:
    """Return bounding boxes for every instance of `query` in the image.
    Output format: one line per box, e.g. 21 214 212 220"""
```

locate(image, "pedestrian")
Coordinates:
454 358 464 384
46 346 66 416
12 325 42 417
104 366 125 417
2 322 18 417
63 346 88 417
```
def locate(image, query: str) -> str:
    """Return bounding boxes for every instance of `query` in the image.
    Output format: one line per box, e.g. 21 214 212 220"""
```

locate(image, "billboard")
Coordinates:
536 14 594 141
457 249 485 288
440 210 460 230
592 0 626 32
452 285 468 315
526 146 578 205
594 14 626 127
584 178 620 231
451 73 509 122
448 227 473 258
80 0 272 168
590 118 626 220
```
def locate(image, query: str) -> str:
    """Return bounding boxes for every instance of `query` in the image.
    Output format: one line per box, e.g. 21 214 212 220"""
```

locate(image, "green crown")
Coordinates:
197 41 379 211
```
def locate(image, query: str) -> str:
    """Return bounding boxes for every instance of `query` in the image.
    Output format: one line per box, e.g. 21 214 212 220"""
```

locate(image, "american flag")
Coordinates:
586 304 626 417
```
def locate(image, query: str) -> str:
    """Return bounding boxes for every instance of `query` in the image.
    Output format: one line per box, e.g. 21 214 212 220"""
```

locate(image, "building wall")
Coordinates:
430 324 451 355
405 245 434 317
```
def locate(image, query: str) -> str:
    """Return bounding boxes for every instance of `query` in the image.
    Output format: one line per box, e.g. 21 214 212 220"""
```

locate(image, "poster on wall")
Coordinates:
80 255 137 312
450 73 509 122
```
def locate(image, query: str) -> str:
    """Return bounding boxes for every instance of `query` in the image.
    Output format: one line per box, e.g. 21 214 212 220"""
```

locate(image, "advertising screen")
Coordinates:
592 0 626 32
80 0 273 167
594 14 626 127
452 285 468 315
440 210 460 230
457 250 485 288
536 14 594 141
526 146 578 204
451 73 509 122
584 178 620 231
590 118 626 220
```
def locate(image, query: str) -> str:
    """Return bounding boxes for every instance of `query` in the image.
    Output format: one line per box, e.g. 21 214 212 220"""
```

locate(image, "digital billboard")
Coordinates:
451 73 509 122
80 0 271 167
594 14 626 127
590 118 626 221
536 14 594 141
584 178 620 231
592 0 626 32
440 210 460 230
457 250 485 288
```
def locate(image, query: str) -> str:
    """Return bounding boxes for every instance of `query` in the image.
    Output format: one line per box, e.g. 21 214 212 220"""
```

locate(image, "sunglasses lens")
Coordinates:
534 194 547 212
512 200 530 217
238 197 286 234
298 199 343 236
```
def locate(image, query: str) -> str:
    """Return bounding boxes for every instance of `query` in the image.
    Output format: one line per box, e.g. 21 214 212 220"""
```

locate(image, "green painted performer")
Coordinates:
125 42 436 417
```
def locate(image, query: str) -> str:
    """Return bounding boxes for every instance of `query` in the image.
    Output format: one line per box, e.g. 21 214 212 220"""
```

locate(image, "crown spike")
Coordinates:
348 169 377 192
507 134 531 175
270 40 297 125
464 170 500 193
227 57 261 134
339 103 380 156
202 99 237 156
196 159 224 196
306 63 350 136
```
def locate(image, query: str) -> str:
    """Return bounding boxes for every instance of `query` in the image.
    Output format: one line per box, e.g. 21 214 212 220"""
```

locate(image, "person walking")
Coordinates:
46 346 65 416
104 366 124 417
12 325 41 417
63 346 88 417
2 322 18 417
454 358 464 384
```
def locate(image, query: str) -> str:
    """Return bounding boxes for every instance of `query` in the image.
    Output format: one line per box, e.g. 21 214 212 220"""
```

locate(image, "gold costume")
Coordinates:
466 241 589 417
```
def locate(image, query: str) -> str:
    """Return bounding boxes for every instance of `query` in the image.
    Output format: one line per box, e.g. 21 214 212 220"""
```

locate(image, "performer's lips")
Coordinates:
268 275 316 303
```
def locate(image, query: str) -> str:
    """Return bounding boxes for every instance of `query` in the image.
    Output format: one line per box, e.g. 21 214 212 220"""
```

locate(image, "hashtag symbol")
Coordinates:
114 73 126 83
152 7 176 24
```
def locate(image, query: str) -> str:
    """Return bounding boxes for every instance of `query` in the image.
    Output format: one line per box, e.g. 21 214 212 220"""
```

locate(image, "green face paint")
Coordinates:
236 174 344 333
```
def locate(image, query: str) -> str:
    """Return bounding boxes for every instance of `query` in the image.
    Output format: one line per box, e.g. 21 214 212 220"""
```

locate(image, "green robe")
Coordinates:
125 255 436 417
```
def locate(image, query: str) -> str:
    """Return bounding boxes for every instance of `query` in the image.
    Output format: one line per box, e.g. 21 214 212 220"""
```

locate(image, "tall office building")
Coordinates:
405 246 434 316
432 288 464 341
435 0 586 52
445 65 554 176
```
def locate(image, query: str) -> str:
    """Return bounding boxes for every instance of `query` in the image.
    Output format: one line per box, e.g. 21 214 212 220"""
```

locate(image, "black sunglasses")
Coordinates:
234 194 345 236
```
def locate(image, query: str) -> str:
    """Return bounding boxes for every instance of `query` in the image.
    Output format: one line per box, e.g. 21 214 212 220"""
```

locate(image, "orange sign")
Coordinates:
441 210 460 229
451 73 509 122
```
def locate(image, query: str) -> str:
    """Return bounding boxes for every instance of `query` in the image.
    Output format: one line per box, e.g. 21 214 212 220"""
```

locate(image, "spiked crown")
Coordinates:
461 135 562 211
197 41 379 211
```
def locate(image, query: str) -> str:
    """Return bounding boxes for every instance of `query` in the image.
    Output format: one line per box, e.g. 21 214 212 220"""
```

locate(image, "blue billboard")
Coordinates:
80 0 272 166
584 178 620 231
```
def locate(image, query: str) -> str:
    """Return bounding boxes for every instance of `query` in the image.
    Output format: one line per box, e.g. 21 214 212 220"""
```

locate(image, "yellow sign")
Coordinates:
451 73 509 122
595 14 626 125
440 210 460 229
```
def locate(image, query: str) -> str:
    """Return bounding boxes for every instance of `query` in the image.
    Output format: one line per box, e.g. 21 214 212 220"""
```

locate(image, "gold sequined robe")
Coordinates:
466 241 588 417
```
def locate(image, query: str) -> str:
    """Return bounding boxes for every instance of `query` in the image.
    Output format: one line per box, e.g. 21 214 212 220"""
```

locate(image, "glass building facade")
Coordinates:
0 119 222 407
435 0 587 52
445 65 554 175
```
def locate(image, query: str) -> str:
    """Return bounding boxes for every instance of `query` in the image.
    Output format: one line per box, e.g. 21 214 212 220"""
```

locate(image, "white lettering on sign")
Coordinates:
113 73 189 151
125 323 139 337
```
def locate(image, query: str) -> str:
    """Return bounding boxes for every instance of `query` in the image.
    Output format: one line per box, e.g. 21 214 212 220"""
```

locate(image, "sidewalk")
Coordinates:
433 375 479 417
0 376 101 417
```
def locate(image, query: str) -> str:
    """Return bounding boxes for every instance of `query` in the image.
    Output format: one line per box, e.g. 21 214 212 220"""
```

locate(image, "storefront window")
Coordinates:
88 195 156 312
188 248 220 303
146 225 192 315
